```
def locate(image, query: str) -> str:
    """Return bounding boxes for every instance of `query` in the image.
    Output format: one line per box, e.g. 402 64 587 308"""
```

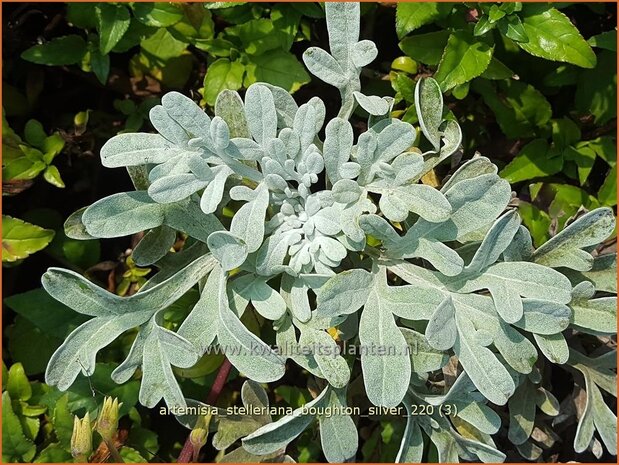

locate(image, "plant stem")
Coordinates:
103 438 124 463
177 358 233 463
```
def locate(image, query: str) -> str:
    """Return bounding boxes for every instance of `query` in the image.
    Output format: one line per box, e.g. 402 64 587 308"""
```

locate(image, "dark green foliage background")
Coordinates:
2 2 616 463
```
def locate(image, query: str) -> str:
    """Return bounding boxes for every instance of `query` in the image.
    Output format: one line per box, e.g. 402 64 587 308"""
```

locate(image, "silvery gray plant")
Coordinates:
43 3 617 462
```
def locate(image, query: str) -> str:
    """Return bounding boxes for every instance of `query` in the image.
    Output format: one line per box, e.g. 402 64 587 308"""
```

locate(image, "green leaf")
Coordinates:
66 3 97 29
41 133 65 161
244 50 310 94
474 79 552 139
51 394 74 447
43 165 65 188
517 5 596 68
564 145 596 185
499 14 529 43
202 58 245 107
543 64 579 87
2 392 36 462
7 363 32 401
500 139 562 183
588 29 617 52
434 31 493 91
4 288 88 339
225 18 296 56
169 4 214 41
474 16 495 37
96 3 131 54
480 57 515 79
120 446 147 463
140 28 187 61
132 2 184 27
575 50 617 125
518 201 551 247
23 120 46 148
90 48 110 84
395 3 453 38
21 35 87 66
2 155 46 181
7 317 60 375
59 363 139 417
488 5 506 23
33 444 72 463
2 215 54 262
399 30 449 66
112 19 157 53
598 165 617 207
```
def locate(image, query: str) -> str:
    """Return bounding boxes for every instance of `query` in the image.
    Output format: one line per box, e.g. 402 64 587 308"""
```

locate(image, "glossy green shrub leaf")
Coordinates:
395 2 453 39
21 35 87 66
575 50 617 125
202 58 246 106
132 2 184 27
500 139 562 183
2 216 55 263
245 51 310 94
474 79 552 139
434 31 493 91
96 3 131 54
399 30 449 66
2 392 36 462
518 5 597 68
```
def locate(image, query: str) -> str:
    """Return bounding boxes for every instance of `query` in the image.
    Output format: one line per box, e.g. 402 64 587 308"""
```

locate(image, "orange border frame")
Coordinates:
0 0 617 464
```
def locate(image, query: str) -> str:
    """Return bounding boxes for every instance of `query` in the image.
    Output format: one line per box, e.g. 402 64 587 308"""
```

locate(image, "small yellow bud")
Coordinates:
189 414 212 461
96 397 122 441
190 427 208 449
71 412 92 462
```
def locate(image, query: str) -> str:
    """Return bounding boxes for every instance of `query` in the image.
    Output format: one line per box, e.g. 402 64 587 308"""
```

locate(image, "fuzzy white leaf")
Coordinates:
216 270 285 382
207 231 248 271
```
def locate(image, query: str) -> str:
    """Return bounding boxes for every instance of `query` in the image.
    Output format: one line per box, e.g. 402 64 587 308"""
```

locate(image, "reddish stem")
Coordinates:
177 358 233 463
